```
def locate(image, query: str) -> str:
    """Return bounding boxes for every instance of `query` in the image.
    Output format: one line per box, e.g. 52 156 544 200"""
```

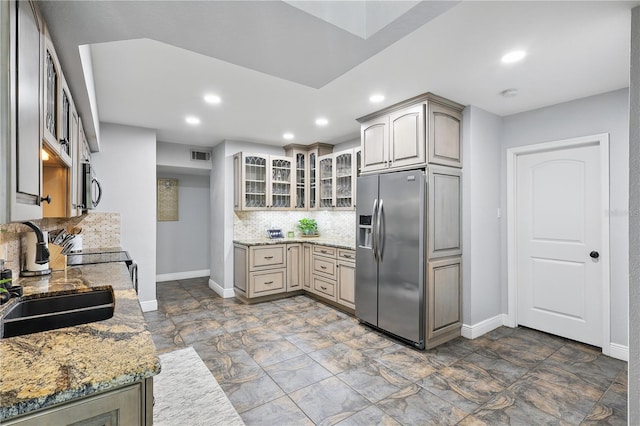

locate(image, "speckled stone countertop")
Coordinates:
233 237 355 250
0 263 160 420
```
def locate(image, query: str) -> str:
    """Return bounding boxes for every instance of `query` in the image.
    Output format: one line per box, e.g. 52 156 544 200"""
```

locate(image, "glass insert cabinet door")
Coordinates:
335 151 353 208
319 155 333 208
309 152 317 209
270 156 292 209
243 154 267 209
295 153 306 208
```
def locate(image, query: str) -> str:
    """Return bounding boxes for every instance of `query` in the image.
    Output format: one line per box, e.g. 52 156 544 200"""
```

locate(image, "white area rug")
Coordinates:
155 347 245 426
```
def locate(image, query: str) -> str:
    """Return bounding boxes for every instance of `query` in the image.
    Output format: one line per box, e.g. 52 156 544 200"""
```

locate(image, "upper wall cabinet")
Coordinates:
6 0 84 221
42 26 71 167
234 153 294 211
316 148 359 210
284 143 333 210
357 93 464 174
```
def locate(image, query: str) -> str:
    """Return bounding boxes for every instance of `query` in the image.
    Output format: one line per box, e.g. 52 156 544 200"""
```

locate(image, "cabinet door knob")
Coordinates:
590 251 600 259
41 195 51 204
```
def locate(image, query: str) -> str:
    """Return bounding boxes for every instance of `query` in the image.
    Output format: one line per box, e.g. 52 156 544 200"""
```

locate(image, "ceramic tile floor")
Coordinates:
144 278 628 425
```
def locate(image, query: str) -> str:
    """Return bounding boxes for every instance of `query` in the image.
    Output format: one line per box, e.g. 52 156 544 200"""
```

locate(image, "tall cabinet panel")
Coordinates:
428 166 462 259
429 103 462 167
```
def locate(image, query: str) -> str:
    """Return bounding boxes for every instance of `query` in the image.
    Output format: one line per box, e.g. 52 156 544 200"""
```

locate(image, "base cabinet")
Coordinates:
4 378 153 426
234 242 355 311
286 243 302 291
336 258 355 310
426 257 462 349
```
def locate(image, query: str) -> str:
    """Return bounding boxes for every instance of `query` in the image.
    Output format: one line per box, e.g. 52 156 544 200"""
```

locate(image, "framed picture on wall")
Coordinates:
157 178 179 221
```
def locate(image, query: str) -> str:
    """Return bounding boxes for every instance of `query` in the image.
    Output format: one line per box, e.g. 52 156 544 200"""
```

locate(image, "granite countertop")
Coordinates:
233 237 356 251
0 263 161 420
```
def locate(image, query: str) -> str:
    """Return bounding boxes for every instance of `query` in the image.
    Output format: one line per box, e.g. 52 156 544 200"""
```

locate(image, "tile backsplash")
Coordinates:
234 210 356 241
0 212 121 278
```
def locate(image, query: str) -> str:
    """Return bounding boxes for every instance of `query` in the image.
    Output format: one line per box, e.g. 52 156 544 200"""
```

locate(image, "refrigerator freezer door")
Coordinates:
377 170 425 345
355 174 379 327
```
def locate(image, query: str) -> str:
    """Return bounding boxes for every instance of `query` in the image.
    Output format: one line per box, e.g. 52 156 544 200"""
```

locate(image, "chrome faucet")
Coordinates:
22 221 50 264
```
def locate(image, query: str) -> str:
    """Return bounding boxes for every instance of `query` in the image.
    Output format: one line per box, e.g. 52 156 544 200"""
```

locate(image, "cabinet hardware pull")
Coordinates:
264 256 274 259
343 255 352 258
320 266 327 269
320 286 327 290
41 195 51 204
264 281 274 285
321 250 328 253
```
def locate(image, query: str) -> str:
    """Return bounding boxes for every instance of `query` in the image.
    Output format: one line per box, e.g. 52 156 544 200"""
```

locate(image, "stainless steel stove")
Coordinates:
67 248 138 293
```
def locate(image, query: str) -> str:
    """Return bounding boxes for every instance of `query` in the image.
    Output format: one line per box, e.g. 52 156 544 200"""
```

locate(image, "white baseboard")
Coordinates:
464 314 629 362
208 279 235 298
608 343 629 361
156 269 210 283
139 299 158 312
461 314 507 339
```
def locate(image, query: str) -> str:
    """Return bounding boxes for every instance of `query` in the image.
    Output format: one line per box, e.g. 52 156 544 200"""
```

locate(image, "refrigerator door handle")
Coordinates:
378 199 384 262
372 199 379 261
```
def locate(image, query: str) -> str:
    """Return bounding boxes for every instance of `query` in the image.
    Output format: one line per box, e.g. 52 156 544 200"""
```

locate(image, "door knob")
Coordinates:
590 251 600 259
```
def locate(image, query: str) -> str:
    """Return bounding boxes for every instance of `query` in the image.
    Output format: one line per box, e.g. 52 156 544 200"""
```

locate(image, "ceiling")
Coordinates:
37 1 636 150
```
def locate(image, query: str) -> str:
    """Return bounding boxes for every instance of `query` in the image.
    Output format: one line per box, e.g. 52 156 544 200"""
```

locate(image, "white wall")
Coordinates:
92 123 158 311
333 137 359 152
628 5 639 423
157 141 211 172
462 106 503 328
500 89 630 347
156 172 210 279
209 140 284 296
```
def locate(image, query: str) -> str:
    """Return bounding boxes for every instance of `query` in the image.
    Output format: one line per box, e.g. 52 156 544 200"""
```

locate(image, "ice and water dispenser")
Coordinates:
358 215 373 249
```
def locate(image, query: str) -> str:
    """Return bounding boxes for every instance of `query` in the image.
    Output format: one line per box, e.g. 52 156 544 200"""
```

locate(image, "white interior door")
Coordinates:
516 142 603 346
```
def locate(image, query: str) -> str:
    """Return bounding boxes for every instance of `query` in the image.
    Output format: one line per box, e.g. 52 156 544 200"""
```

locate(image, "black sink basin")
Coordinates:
1 288 115 338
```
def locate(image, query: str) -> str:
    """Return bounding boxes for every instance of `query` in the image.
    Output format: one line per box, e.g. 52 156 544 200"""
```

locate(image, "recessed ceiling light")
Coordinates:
204 94 221 104
283 132 294 140
185 116 201 125
315 118 328 126
501 50 526 64
369 94 385 103
500 88 519 98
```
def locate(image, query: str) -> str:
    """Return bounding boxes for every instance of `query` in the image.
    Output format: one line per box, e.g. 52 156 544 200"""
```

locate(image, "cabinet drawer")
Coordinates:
313 256 336 279
312 275 336 300
250 269 286 296
313 245 336 257
249 245 286 270
337 249 355 262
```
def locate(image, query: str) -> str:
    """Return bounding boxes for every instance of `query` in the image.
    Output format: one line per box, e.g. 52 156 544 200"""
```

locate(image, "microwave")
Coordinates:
82 161 102 210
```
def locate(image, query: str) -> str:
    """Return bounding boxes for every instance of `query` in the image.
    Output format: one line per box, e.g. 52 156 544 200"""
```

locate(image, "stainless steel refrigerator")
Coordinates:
355 169 426 349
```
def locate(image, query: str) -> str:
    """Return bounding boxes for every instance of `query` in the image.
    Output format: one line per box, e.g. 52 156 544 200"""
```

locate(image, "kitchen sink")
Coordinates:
1 288 115 338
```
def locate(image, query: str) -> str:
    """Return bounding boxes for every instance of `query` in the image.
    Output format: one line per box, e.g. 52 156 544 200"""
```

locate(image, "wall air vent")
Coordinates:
191 150 211 161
